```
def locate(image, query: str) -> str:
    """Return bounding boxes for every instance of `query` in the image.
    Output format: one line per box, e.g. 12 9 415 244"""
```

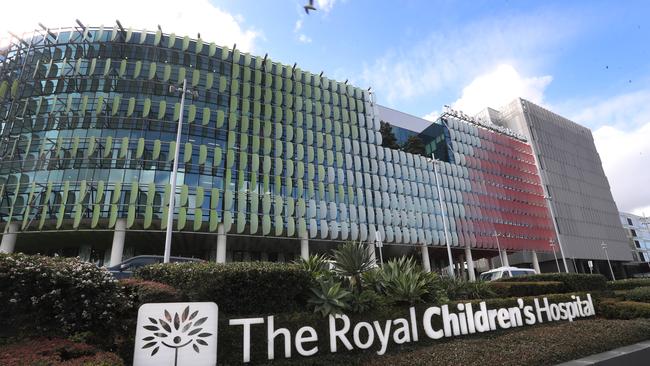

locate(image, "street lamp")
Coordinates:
163 79 198 264
549 240 561 273
494 230 504 267
431 154 455 278
601 241 616 281
544 194 569 273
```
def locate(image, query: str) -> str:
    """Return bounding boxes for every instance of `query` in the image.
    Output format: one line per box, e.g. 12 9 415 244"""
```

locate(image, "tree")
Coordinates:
379 121 400 149
403 135 426 156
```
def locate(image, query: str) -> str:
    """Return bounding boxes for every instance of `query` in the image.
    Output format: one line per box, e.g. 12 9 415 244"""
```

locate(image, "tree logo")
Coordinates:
134 302 218 366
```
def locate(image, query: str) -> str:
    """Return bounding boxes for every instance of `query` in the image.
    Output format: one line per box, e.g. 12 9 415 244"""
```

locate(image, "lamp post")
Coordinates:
544 194 569 273
549 240 561 273
494 230 503 267
431 154 455 278
163 79 197 263
601 241 616 281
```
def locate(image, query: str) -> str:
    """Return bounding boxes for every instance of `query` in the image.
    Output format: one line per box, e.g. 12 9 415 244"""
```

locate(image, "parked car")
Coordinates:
107 255 204 279
479 266 537 281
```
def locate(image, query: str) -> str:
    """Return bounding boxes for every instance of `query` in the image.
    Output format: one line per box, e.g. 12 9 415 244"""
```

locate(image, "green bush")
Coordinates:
608 278 650 290
599 299 650 319
487 281 567 297
498 273 607 292
624 286 650 303
441 278 495 300
308 278 351 316
120 278 185 308
0 253 130 337
135 261 313 315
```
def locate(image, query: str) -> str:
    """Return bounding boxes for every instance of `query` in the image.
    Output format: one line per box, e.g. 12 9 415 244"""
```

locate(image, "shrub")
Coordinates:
349 289 382 313
487 281 567 297
120 278 184 308
442 278 496 300
294 253 331 278
599 299 650 319
308 278 351 316
0 253 130 337
497 273 607 292
135 261 312 315
0 337 124 366
608 278 650 290
370 257 446 305
624 286 650 303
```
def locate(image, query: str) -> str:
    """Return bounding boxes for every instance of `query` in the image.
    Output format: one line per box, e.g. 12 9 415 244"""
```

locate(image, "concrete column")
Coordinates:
465 245 476 281
216 223 227 263
421 245 431 273
532 251 541 274
501 250 510 267
300 233 309 260
458 254 465 279
277 252 286 263
109 219 126 266
0 222 20 254
79 244 92 262
367 241 377 265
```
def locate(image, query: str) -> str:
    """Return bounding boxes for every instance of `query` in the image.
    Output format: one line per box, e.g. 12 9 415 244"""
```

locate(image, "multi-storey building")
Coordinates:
0 23 580 278
619 212 650 274
483 99 632 277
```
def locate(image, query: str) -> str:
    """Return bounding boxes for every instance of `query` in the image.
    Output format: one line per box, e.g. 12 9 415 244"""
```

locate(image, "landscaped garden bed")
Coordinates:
2 247 650 365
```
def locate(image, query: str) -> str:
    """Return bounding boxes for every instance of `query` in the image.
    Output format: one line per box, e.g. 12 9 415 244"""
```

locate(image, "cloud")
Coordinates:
361 11 576 106
298 34 312 43
0 0 260 52
316 0 338 13
452 64 552 114
573 88 650 215
571 89 650 130
422 110 439 122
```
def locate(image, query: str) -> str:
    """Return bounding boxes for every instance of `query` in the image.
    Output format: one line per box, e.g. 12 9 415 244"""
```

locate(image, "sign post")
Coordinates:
375 231 384 267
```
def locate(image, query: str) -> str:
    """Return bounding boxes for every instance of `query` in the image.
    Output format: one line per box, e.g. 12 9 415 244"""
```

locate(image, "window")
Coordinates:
631 229 637 237
635 240 641 248
627 218 633 226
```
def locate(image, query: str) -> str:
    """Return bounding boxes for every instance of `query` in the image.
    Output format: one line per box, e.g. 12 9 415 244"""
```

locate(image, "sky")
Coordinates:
1 0 649 215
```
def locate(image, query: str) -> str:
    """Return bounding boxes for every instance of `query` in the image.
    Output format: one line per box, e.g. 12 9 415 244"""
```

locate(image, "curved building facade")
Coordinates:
0 25 555 269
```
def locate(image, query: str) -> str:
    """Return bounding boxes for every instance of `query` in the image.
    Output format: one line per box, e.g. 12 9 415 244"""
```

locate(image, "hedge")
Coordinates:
607 278 650 291
135 261 313 315
216 292 595 364
486 281 567 298
120 278 185 307
598 299 650 319
497 273 607 292
623 286 650 303
0 253 130 337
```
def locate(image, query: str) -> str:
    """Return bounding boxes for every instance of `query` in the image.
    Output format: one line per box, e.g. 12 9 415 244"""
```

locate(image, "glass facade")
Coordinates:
0 26 554 255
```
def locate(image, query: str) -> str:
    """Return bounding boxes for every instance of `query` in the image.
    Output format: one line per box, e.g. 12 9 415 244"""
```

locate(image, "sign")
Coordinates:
588 260 593 268
134 302 218 366
134 295 596 364
229 294 595 363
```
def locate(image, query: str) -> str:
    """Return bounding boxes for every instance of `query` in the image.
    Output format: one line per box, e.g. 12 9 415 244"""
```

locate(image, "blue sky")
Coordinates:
2 0 649 214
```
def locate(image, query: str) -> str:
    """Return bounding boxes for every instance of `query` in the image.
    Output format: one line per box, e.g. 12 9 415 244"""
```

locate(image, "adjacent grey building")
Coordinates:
482 98 631 276
619 212 650 273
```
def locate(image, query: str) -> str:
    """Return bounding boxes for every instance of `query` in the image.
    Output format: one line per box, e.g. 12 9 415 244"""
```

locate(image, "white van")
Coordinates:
479 266 537 281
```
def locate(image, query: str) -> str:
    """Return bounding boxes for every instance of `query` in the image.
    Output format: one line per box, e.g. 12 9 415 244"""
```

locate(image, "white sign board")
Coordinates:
134 302 218 366
588 260 593 268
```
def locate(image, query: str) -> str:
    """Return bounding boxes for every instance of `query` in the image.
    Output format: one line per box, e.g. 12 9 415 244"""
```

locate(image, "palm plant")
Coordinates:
332 241 376 294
